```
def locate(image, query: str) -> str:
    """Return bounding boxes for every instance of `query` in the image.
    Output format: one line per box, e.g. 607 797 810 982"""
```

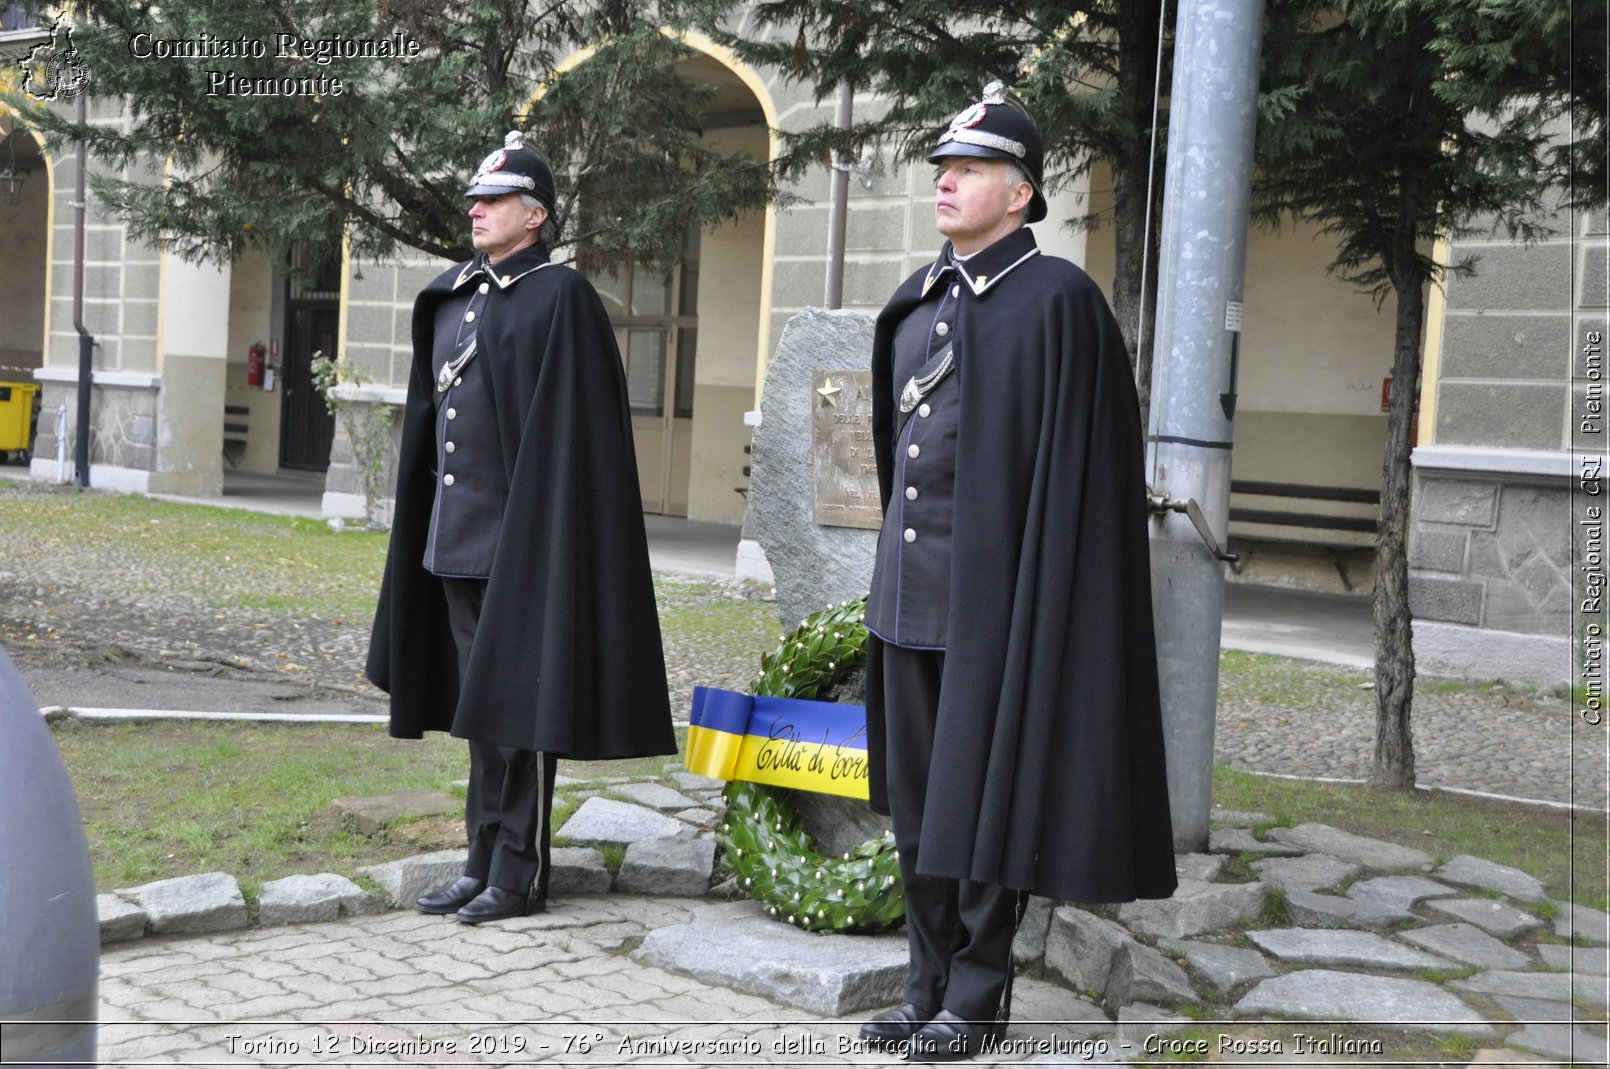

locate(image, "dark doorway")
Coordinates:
279 246 340 471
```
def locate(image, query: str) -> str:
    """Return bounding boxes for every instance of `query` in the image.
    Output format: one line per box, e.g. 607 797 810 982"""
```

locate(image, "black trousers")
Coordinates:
442 577 557 895
877 643 1018 1022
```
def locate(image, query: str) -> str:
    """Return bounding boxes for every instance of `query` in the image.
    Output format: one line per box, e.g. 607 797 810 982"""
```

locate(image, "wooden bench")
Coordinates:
222 404 249 468
1228 480 1380 550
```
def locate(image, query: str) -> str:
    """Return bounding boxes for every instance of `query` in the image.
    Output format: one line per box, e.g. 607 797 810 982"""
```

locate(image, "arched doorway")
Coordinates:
578 44 773 522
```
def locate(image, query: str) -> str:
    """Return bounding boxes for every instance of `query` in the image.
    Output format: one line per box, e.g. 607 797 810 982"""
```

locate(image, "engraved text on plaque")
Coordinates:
811 369 882 529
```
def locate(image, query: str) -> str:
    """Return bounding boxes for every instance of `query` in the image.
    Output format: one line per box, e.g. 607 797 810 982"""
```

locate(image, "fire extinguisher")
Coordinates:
247 342 266 388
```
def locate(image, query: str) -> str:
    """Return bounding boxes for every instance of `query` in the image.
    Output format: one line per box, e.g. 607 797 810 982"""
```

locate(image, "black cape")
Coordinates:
865 228 1177 903
366 247 675 760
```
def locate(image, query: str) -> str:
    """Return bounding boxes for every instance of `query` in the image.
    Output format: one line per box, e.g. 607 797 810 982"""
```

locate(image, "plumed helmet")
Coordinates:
928 81 1047 224
465 130 557 214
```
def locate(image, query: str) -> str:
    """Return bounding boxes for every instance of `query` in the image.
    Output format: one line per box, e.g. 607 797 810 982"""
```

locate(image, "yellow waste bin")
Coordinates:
0 381 39 462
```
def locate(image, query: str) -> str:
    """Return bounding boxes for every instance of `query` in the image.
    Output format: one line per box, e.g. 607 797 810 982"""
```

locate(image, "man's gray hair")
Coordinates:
1001 160 1033 193
520 193 561 247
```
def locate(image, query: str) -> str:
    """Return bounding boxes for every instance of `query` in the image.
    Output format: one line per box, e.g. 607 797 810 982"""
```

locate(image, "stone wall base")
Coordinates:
29 458 153 494
1412 619 1571 687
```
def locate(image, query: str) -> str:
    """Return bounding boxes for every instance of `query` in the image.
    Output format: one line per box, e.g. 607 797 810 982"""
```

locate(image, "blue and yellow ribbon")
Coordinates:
685 687 870 799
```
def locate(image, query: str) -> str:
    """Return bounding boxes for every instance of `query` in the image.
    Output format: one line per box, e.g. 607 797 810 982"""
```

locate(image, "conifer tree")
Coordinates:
698 0 1172 412
1255 0 1597 787
8 0 777 271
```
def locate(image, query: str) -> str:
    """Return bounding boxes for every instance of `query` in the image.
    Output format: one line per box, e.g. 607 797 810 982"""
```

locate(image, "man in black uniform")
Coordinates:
367 132 675 925
859 84 1178 1061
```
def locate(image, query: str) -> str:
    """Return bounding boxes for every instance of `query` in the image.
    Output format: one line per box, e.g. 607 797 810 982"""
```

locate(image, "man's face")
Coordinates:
933 156 1031 254
468 192 544 261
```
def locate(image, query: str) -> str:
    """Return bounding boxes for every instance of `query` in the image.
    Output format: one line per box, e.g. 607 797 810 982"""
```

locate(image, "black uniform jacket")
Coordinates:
366 244 676 761
865 227 1177 903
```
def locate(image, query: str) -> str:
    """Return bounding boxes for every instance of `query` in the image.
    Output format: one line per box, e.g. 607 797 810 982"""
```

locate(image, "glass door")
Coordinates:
587 230 698 515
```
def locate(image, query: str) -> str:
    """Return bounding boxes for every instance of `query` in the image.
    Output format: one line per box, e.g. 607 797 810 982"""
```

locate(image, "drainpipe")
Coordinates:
824 83 852 309
71 93 92 487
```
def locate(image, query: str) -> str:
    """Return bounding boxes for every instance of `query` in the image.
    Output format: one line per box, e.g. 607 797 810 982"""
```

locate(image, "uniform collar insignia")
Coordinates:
488 242 552 290
452 257 489 292
954 228 1040 296
920 257 958 298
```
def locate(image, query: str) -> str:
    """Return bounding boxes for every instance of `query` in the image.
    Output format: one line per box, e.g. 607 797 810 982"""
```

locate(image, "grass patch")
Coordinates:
57 718 1602 913
1435 1032 1480 1061
1214 766 1608 910
53 717 690 892
1259 887 1289 925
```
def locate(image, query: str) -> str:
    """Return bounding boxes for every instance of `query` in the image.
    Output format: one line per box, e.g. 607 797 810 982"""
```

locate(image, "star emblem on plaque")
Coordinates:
810 369 880 530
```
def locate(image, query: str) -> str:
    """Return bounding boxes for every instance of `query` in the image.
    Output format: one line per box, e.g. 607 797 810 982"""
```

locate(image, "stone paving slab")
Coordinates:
630 901 908 1016
1345 874 1458 910
1454 968 1610 1006
1426 896 1547 938
1104 941 1198 1008
1554 900 1610 943
1434 854 1548 903
1493 994 1587 1023
609 781 702 811
123 872 248 936
1250 853 1359 893
329 789 460 836
1282 888 1417 929
1245 928 1456 971
1233 969 1497 1036
1399 923 1532 970
551 846 613 894
1117 879 1267 939
1208 827 1307 856
1157 938 1275 993
616 836 717 896
1507 1022 1610 1063
257 872 377 926
557 797 687 844
97 893 147 944
1174 853 1226 882
358 849 466 908
1044 907 1134 994
1265 823 1434 871
1012 896 1054 966
1539 942 1609 974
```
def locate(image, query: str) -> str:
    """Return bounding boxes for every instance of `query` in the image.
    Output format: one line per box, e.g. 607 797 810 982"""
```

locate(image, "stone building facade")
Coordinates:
1408 193 1605 686
6 7 1594 686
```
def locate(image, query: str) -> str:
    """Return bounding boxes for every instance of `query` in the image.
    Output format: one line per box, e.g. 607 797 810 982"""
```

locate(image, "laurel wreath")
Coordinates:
715 598 905 933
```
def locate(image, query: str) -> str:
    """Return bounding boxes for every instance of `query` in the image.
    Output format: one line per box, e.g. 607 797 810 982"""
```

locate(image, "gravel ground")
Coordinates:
1 480 1601 809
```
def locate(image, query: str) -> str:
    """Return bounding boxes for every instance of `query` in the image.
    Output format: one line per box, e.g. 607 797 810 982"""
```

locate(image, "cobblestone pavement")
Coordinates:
95 896 1112 1069
1215 680 1604 810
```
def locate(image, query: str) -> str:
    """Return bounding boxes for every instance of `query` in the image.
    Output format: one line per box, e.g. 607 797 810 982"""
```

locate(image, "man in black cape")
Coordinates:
366 131 675 925
858 85 1178 1061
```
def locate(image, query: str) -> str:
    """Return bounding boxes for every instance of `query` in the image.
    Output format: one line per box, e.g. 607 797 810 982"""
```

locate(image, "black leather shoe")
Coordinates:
859 1002 932 1048
902 1010 1004 1062
456 885 538 924
416 876 486 915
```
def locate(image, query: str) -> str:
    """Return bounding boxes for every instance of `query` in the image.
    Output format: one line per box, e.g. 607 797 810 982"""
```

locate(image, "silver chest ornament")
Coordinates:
898 348 955 413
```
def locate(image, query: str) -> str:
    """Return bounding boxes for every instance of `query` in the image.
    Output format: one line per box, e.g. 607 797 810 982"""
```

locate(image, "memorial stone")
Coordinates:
750 308 881 629
747 309 891 849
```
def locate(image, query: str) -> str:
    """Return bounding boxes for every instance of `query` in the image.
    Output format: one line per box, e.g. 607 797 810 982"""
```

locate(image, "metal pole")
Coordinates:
824 83 852 309
72 93 92 488
1147 0 1265 853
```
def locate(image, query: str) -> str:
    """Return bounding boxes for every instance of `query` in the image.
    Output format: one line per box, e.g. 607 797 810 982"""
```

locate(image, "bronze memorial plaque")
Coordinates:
811 369 882 529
